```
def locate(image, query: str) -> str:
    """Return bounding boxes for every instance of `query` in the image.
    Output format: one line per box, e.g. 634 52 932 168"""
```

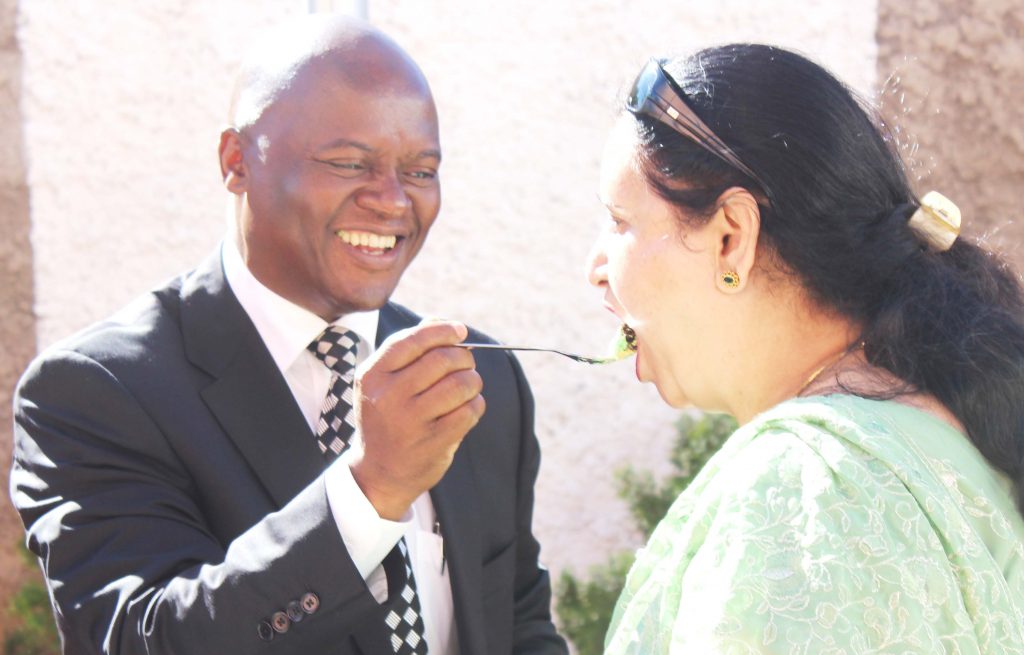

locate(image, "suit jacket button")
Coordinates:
301 592 320 614
271 611 290 634
286 600 305 623
257 620 274 641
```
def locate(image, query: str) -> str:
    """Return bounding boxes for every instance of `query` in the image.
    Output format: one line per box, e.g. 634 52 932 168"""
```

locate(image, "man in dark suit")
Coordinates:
9 16 567 655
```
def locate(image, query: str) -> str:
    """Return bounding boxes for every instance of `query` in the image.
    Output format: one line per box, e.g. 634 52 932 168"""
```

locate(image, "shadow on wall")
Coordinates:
1 0 41 644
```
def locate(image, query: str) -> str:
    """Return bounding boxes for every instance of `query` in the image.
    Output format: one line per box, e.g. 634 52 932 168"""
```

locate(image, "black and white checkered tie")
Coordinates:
308 327 361 457
384 540 429 654
307 327 429 655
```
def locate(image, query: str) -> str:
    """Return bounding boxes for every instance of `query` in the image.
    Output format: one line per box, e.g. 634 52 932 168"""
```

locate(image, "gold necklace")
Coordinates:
796 341 864 397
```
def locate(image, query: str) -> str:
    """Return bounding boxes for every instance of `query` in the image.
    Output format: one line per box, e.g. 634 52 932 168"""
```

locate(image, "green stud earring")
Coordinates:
721 271 740 288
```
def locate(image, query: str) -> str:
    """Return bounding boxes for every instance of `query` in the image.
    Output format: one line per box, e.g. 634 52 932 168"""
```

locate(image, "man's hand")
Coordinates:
348 320 486 520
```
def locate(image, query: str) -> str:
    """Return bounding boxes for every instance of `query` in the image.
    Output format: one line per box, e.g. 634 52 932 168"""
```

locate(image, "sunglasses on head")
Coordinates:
627 58 773 203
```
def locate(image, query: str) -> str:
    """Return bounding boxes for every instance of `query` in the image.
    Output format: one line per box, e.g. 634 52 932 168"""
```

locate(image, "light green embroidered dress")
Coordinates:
605 395 1024 654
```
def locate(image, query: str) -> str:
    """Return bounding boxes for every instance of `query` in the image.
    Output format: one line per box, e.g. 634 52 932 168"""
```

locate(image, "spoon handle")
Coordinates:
455 343 611 365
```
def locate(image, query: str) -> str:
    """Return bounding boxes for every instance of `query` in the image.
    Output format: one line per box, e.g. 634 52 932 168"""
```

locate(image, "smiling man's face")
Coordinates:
226 50 441 320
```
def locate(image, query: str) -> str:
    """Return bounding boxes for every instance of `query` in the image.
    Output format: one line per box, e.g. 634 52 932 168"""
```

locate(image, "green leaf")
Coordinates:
4 542 60 655
554 552 634 655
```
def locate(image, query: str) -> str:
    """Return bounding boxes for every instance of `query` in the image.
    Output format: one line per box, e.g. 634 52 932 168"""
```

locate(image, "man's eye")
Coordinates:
405 169 438 184
318 159 367 176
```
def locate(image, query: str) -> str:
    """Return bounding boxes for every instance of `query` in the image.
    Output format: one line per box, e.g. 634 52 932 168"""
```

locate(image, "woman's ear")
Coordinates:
218 128 248 195
711 187 761 292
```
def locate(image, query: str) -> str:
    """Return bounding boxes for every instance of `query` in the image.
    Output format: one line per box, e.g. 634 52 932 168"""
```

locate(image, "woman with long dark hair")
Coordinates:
588 44 1024 653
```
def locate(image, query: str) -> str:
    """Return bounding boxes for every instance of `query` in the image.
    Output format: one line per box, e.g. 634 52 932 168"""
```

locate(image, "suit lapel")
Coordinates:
182 249 325 508
376 303 487 654
374 301 412 349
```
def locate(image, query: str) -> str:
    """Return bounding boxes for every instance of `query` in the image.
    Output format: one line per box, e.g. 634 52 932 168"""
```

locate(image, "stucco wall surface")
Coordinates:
19 1 297 349
877 0 1024 261
14 0 875 628
0 0 34 625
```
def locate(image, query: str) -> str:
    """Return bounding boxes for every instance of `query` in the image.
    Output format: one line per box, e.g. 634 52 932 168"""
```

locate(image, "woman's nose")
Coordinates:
586 239 609 288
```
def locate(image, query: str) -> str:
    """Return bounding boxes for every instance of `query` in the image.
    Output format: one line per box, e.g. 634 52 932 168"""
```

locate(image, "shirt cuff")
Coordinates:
324 449 410 581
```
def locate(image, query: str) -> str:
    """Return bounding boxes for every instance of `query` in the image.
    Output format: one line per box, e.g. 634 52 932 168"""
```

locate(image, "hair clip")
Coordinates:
907 191 961 252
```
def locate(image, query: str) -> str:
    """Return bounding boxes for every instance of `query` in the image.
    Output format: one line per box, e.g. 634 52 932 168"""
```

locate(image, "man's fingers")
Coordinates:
400 346 477 396
432 393 486 442
367 321 469 373
414 369 484 419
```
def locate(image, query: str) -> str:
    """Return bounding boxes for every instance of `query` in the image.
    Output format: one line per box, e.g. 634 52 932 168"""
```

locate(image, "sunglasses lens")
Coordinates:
628 63 659 111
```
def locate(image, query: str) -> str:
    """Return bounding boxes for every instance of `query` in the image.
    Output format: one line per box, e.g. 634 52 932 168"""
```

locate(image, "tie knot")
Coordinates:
308 326 361 375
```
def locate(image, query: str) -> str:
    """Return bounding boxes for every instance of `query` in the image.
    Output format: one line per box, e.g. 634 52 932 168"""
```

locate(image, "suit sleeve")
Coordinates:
505 353 570 654
10 349 390 654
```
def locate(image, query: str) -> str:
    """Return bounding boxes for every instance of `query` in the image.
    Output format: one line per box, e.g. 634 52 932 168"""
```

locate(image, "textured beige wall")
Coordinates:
877 0 1024 261
12 0 876 626
20 1 298 348
0 0 34 624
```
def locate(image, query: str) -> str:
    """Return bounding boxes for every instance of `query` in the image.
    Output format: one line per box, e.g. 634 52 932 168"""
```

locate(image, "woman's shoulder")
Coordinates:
676 399 870 519
676 394 1021 541
695 395 906 495
719 395 1002 500
707 394 1024 575
735 394 973 474
745 393 953 446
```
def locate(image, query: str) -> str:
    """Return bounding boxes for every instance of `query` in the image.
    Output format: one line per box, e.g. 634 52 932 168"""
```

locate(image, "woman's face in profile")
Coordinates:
587 118 726 408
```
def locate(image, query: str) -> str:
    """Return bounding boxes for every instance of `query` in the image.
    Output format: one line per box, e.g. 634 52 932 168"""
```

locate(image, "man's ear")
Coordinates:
218 128 248 195
711 187 761 292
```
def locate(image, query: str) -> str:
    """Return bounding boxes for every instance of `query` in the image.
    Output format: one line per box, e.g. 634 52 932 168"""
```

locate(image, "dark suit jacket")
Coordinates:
10 249 568 655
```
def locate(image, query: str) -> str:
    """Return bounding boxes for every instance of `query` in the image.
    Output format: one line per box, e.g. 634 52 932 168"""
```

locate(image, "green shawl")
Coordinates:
606 396 1024 654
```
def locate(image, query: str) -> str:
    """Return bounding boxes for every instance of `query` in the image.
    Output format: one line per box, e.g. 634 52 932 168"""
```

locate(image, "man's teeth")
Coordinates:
336 230 398 250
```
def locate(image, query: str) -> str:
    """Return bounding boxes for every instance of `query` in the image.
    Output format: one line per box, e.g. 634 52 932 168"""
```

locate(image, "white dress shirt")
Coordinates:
222 240 459 655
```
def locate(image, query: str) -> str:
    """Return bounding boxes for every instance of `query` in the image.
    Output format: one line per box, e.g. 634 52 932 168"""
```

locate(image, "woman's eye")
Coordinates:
608 216 628 232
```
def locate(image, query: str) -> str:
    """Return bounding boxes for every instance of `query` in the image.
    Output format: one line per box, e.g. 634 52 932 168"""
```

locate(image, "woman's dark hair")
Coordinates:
629 43 1024 508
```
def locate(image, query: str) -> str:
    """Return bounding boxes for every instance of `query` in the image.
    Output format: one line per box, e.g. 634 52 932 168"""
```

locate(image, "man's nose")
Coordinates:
355 170 411 218
586 239 609 287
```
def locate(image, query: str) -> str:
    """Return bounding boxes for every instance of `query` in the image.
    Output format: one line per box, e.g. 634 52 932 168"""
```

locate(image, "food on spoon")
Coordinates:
606 324 638 361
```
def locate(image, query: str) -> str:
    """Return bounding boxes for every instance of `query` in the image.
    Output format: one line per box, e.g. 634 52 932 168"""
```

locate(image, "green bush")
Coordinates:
554 412 736 655
4 542 60 655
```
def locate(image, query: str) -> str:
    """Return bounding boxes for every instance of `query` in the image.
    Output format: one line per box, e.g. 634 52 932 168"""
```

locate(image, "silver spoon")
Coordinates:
455 343 616 365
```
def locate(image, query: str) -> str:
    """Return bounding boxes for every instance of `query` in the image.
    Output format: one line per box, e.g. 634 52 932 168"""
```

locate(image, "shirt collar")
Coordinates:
221 239 380 373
